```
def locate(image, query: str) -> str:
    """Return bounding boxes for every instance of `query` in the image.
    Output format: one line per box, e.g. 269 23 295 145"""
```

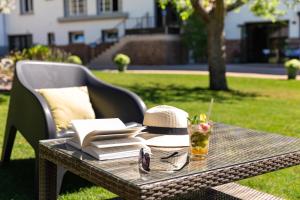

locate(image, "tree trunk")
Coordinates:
206 2 228 90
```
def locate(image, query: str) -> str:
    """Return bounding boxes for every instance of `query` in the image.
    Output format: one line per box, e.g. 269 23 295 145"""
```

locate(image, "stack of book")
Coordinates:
67 118 149 160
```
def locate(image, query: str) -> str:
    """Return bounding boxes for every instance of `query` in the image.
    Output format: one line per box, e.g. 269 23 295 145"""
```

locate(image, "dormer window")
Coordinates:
20 0 33 15
98 0 120 13
65 0 87 17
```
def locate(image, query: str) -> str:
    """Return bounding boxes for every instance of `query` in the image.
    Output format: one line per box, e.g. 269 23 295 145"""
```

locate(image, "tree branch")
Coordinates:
191 0 210 23
227 0 246 12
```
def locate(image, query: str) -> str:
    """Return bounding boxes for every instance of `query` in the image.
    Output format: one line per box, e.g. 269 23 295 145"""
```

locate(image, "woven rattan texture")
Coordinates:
39 123 300 200
213 183 283 200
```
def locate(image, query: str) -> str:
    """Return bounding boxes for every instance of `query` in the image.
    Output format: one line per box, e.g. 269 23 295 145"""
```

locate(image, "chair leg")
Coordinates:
0 124 17 165
57 165 67 195
35 154 40 200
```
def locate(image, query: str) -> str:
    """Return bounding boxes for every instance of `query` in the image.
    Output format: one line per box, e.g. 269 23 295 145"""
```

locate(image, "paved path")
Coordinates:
98 64 296 79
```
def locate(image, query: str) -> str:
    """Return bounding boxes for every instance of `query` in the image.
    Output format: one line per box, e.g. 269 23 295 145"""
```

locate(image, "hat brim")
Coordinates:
139 133 189 147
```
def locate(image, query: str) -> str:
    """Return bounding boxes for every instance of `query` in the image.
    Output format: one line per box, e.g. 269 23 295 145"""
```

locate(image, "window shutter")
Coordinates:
97 0 101 14
30 0 34 12
20 0 24 14
64 0 69 17
118 0 122 12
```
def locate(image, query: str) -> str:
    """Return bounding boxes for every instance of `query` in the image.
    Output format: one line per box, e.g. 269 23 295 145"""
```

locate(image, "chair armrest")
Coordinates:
85 71 147 123
8 75 56 150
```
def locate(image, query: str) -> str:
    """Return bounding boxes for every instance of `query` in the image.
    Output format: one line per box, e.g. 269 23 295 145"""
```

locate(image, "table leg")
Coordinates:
39 157 58 200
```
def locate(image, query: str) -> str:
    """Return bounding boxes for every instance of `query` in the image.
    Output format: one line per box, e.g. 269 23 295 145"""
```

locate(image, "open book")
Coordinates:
67 118 149 160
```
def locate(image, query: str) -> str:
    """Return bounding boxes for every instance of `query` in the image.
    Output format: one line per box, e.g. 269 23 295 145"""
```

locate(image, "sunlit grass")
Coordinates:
0 72 299 199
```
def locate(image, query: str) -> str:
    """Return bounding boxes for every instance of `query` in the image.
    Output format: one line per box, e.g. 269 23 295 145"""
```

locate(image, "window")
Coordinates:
20 0 34 14
69 32 85 44
102 29 118 43
9 34 33 51
98 0 120 13
47 33 55 45
68 0 87 16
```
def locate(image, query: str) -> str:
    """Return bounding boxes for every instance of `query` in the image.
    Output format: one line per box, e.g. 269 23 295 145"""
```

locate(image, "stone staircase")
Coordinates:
88 34 181 69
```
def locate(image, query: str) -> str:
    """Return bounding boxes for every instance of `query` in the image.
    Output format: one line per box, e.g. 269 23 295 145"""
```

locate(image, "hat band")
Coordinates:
145 126 188 135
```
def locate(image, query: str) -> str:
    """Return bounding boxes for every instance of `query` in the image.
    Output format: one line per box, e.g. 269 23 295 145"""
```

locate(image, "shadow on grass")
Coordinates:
0 159 35 200
0 158 96 200
124 83 260 104
60 172 95 194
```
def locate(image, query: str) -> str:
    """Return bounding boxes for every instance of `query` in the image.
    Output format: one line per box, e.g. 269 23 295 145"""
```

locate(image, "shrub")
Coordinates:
27 45 51 60
182 13 207 63
284 59 300 69
1 45 83 83
8 45 82 65
284 59 300 80
113 53 131 72
67 55 82 65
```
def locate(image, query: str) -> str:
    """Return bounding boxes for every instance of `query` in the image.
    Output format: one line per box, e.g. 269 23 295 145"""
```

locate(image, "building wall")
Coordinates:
224 3 300 62
5 0 155 45
225 3 300 40
117 36 187 65
0 14 8 55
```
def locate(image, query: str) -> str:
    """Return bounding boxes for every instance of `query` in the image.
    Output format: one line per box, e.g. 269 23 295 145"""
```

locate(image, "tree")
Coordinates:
159 0 299 90
0 0 15 13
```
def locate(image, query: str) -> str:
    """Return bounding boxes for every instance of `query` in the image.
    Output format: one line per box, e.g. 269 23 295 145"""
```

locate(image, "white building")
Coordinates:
225 3 300 62
3 0 155 49
1 1 300 63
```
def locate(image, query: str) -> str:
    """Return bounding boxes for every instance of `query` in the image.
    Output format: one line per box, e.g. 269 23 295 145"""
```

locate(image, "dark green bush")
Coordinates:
182 13 207 62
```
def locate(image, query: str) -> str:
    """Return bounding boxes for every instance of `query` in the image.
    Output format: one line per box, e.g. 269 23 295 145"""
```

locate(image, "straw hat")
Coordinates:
142 105 189 147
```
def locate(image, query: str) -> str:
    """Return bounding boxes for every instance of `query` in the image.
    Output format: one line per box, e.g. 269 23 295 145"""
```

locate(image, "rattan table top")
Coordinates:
39 123 300 199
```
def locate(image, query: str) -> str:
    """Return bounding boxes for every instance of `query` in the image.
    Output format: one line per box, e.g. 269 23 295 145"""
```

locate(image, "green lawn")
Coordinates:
0 72 300 200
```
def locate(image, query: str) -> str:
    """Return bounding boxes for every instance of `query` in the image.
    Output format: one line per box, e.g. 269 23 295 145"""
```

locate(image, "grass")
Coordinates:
0 72 300 199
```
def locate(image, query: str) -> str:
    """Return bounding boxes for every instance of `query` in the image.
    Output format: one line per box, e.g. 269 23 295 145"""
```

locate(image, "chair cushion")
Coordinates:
36 86 95 133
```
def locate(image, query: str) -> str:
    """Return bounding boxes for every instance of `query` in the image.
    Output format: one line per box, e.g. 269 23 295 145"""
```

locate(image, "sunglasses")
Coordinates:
138 148 189 173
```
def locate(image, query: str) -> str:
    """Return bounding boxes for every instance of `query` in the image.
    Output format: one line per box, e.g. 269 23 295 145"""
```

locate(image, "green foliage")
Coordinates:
182 13 207 61
284 59 300 79
159 0 193 20
159 0 300 22
188 113 207 125
67 55 82 65
249 0 285 21
113 53 131 72
8 45 82 64
113 53 131 66
284 59 300 69
26 45 51 60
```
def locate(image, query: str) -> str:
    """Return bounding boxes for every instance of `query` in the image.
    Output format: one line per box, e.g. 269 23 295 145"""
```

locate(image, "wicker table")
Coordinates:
39 123 300 200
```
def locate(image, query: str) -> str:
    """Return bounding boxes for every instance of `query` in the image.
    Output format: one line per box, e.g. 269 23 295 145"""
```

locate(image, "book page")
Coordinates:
83 144 150 160
90 137 145 148
71 118 126 146
82 126 145 146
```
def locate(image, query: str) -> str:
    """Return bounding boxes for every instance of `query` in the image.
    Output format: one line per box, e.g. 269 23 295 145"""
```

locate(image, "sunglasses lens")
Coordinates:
139 148 150 172
142 153 150 172
139 148 144 163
